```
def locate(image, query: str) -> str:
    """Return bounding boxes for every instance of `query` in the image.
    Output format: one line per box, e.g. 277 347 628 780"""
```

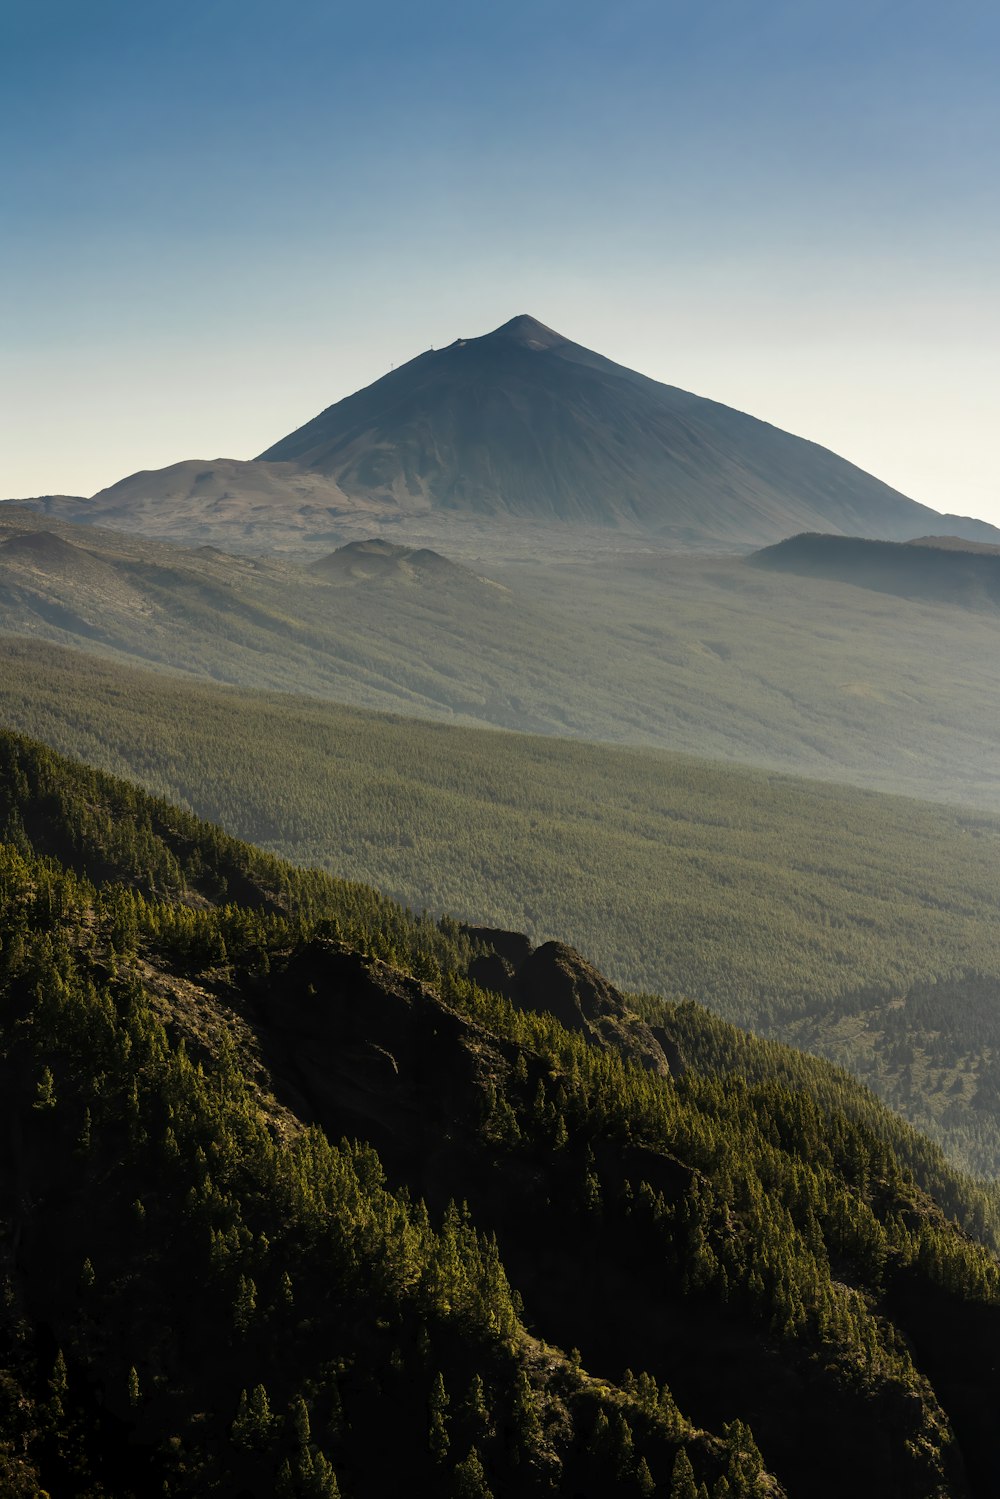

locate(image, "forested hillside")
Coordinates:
2 731 1000 1495
5 638 1000 1175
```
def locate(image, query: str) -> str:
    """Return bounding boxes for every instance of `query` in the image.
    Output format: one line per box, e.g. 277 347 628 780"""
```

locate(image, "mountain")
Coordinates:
7 634 1000 1178
254 313 998 548
751 532 1000 610
4 727 1000 1496
17 315 1000 553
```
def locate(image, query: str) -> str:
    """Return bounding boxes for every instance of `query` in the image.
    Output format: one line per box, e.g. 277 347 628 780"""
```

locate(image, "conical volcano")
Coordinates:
27 315 999 552
256 313 985 546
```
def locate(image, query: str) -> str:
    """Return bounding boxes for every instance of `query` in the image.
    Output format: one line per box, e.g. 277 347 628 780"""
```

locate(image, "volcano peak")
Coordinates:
480 313 566 349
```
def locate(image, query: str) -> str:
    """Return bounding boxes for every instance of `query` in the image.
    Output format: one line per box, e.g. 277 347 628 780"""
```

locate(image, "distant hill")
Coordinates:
19 457 359 552
909 535 1000 555
311 537 486 589
751 532 1000 609
16 314 1000 552
2 493 88 512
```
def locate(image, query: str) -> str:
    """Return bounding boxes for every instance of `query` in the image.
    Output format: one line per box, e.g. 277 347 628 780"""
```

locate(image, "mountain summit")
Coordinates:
483 312 569 348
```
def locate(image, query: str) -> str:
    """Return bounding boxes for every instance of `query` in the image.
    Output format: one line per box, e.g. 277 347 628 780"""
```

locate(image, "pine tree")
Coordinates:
308 1450 341 1498
588 1407 612 1459
232 1383 276 1450
290 1395 311 1448
613 1411 636 1480
453 1445 493 1499
723 1419 764 1493
429 1371 450 1461
466 1372 491 1433
670 1448 698 1499
47 1349 68 1431
34 1066 56 1111
511 1368 541 1447
233 1274 258 1332
636 1455 656 1496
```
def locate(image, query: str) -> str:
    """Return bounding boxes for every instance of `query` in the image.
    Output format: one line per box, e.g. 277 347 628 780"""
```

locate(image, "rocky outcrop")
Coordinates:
465 928 669 1074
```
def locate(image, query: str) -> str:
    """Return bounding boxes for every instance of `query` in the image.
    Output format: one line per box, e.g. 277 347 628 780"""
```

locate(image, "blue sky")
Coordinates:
3 0 998 519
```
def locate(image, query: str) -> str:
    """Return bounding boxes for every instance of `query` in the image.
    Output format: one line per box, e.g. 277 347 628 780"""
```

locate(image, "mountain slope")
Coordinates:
4 728 1000 1494
22 457 362 551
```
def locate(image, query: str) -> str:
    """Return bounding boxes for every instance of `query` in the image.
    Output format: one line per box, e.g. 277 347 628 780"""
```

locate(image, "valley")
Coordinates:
6 352 1000 1491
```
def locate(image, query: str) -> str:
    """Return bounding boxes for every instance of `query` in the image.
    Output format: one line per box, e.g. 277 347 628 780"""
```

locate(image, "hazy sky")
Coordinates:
3 0 998 520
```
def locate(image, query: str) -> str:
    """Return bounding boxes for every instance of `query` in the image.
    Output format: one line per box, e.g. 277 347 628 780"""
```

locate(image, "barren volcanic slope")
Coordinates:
18 315 1000 552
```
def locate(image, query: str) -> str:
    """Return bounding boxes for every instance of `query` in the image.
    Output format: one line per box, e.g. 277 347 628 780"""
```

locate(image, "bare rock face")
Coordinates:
252 940 497 1187
464 928 669 1075
462 923 534 968
464 923 534 1003
517 940 626 1030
